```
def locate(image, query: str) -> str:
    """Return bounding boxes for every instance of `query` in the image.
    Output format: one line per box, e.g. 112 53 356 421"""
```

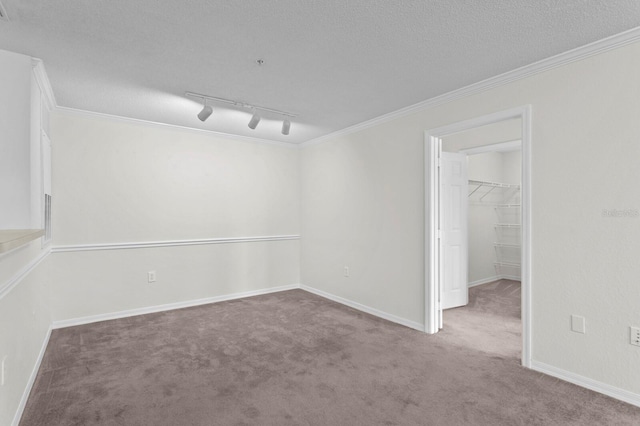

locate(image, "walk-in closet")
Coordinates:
466 147 522 286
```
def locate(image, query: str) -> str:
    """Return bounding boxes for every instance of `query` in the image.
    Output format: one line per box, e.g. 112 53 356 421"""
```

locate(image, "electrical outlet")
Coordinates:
148 271 156 283
630 326 640 347
344 266 349 277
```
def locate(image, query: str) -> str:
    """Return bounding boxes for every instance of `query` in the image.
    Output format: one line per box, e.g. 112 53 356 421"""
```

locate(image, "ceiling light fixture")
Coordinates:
282 118 291 135
185 91 296 136
248 110 261 129
197 102 213 122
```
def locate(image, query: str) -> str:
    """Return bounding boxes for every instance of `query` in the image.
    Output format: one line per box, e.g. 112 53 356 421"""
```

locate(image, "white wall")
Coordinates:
0 242 51 426
50 111 300 321
502 150 521 185
300 39 640 397
0 50 32 229
442 118 521 153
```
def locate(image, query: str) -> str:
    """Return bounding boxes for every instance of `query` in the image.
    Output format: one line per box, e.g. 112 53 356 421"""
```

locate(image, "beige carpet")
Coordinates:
20 283 640 425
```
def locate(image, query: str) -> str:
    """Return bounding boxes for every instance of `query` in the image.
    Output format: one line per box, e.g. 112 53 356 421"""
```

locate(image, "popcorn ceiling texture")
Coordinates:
1 1 640 142
21 286 640 425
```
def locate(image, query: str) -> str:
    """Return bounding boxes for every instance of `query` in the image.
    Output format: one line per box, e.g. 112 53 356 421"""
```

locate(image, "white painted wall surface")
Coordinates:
301 40 640 396
50 111 300 321
0 246 51 426
0 49 33 229
442 118 521 153
502 151 522 186
52 112 299 244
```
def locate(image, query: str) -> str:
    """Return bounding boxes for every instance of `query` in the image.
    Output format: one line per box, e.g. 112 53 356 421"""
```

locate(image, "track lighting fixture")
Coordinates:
282 118 291 135
248 110 261 129
197 103 213 122
185 91 297 136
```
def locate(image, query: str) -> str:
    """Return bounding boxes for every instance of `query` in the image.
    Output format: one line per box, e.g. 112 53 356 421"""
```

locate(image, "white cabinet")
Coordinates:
0 49 55 249
0 49 32 229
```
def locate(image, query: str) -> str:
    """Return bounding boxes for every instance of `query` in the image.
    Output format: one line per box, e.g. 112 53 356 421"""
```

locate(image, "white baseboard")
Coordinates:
531 360 640 408
300 284 424 332
468 276 501 287
52 284 300 329
12 325 53 426
468 274 521 288
500 274 521 281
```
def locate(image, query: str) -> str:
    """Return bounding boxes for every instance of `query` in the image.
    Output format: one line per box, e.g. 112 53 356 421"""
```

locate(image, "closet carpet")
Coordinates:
20 284 640 425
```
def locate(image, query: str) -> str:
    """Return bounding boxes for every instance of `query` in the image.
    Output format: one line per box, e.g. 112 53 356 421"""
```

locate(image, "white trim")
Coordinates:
12 326 52 426
0 249 50 300
460 139 521 155
52 284 300 329
31 59 56 110
54 106 299 148
468 275 521 288
301 26 640 147
424 105 532 368
520 105 533 367
51 235 301 253
424 134 441 334
500 274 521 282
468 276 502 288
300 284 424 332
531 360 640 409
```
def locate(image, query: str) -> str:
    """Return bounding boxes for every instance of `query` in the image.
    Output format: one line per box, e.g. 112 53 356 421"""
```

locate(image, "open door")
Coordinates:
440 151 468 310
425 106 531 366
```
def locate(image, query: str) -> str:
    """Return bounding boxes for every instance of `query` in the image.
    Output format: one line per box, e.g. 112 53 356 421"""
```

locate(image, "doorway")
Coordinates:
424 106 532 367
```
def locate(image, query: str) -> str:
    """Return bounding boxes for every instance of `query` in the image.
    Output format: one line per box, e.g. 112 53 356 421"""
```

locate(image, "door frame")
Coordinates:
424 105 532 368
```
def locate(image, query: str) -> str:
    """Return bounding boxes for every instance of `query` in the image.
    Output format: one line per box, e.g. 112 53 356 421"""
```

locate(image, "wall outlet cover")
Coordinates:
571 315 586 334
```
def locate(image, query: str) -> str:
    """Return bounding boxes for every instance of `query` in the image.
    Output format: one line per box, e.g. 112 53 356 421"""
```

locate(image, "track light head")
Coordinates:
197 105 213 122
248 110 261 129
282 118 291 135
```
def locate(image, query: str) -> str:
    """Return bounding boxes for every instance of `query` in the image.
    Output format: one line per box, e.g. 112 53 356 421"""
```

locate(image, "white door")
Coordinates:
440 152 468 311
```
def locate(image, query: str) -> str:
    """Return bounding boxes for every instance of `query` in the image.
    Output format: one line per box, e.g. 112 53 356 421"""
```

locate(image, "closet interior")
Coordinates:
467 149 522 285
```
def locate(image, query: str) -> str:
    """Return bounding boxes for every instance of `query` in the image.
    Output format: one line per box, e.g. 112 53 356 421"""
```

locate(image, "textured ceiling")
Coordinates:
1 1 640 143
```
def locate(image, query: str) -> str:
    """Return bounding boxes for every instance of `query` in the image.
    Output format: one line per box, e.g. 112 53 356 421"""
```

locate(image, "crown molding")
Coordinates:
54 106 300 149
31 58 57 110
301 25 640 147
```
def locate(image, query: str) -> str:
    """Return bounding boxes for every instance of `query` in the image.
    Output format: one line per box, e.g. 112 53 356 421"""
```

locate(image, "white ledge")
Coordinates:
0 229 44 254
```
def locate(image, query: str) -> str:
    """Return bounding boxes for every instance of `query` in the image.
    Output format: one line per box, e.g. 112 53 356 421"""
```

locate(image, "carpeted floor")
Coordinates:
20 283 640 425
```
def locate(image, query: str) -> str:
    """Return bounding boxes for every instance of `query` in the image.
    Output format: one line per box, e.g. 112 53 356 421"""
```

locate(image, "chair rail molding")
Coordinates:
52 234 301 253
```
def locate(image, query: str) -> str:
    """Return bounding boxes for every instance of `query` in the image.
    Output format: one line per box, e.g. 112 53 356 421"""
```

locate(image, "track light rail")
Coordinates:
185 91 297 118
